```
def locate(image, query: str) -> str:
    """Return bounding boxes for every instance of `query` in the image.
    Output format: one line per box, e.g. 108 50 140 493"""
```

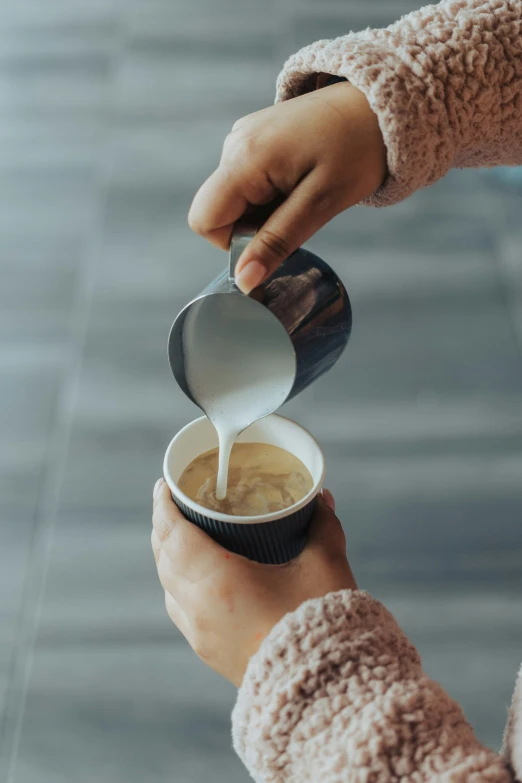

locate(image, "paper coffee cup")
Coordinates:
163 414 326 565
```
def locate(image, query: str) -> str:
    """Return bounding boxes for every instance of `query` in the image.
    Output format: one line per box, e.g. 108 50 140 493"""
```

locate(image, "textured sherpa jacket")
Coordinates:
233 592 521 781
232 1 522 780
276 0 522 207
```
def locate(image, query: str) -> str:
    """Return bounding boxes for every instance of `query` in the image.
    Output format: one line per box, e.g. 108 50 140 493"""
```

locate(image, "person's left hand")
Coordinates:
151 478 357 687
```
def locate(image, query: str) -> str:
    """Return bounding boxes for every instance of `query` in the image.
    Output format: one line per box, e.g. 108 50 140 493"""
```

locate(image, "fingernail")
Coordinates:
322 488 335 512
153 478 164 499
235 260 266 294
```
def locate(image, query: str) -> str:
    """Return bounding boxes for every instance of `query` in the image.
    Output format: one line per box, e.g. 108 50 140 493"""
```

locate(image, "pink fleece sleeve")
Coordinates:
232 591 512 782
275 0 522 206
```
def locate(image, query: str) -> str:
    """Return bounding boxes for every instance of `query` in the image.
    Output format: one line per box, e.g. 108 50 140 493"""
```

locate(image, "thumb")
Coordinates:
322 488 336 512
301 494 357 590
304 493 346 559
234 171 341 294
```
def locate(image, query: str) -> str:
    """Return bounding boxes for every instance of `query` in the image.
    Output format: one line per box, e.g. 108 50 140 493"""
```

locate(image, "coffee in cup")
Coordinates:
178 442 313 517
164 415 325 564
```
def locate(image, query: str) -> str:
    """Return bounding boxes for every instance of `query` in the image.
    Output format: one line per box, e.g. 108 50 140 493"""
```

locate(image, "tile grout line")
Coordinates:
0 10 129 782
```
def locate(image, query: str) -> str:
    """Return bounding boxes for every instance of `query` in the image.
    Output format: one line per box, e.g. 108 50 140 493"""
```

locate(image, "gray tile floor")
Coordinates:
0 1 521 781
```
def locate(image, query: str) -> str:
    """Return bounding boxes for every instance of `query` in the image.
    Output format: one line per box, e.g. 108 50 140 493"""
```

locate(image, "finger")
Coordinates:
165 590 189 638
152 477 166 522
152 482 226 582
304 495 347 559
302 497 357 589
153 477 164 500
157 549 183 597
322 488 335 512
152 480 205 548
188 167 248 250
188 161 278 252
151 528 161 564
234 169 345 294
152 480 182 541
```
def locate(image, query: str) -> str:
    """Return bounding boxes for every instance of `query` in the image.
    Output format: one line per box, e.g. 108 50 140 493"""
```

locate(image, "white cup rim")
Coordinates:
163 414 326 525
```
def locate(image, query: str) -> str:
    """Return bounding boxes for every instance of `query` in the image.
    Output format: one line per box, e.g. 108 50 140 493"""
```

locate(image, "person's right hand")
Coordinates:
188 81 387 293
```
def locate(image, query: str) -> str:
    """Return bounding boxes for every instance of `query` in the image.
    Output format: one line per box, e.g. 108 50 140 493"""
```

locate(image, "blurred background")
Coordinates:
1 0 521 781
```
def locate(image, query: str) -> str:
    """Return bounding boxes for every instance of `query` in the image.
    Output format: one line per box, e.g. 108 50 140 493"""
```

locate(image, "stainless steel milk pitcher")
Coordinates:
168 223 352 407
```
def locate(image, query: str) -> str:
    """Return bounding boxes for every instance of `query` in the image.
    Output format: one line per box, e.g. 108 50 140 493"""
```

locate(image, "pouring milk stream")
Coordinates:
182 294 296 500
169 222 352 523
